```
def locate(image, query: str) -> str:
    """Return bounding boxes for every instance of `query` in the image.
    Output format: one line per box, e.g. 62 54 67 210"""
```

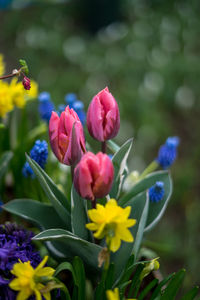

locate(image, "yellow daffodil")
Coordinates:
86 199 136 252
0 81 13 117
9 256 55 300
106 288 120 300
10 78 26 108
106 287 136 300
25 79 38 99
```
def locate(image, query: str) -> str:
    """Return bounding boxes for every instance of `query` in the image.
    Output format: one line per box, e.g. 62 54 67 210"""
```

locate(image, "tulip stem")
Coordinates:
92 198 96 209
101 141 107 153
71 165 75 181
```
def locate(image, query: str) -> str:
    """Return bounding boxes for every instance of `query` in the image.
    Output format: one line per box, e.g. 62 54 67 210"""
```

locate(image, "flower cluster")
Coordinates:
22 140 48 178
65 93 86 125
156 136 180 169
38 91 55 122
149 181 165 203
0 223 42 299
0 54 38 118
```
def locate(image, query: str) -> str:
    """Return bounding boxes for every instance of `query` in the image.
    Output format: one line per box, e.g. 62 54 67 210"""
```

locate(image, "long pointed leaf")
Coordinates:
33 229 102 271
71 185 91 241
161 269 185 300
26 155 71 229
110 138 133 199
3 199 65 229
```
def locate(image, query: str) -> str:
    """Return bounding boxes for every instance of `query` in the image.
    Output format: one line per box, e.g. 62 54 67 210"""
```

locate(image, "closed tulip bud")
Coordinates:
74 152 114 201
87 87 120 142
49 106 86 166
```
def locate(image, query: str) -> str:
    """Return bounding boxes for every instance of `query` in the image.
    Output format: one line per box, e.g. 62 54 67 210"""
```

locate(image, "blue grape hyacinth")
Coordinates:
22 140 48 178
64 93 86 125
0 223 41 300
149 181 165 203
156 136 180 169
38 92 54 122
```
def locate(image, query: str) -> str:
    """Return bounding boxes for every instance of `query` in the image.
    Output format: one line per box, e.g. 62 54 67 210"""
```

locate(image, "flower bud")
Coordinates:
22 76 31 90
74 152 114 201
49 106 86 166
87 87 120 142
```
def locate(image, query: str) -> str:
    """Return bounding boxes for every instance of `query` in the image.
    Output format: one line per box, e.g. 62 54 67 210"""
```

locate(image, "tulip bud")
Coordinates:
49 106 86 166
74 152 114 201
87 87 120 142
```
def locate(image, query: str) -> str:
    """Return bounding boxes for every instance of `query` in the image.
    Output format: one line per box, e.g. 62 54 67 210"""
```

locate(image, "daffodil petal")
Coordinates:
35 256 48 272
16 288 32 300
110 235 121 252
34 288 42 300
36 267 55 277
43 291 51 300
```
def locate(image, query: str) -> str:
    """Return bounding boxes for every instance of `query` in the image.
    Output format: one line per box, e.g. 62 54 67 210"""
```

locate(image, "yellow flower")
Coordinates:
86 199 136 252
10 78 26 108
25 79 38 99
106 288 120 300
0 81 14 117
0 54 5 76
106 288 136 300
9 256 55 300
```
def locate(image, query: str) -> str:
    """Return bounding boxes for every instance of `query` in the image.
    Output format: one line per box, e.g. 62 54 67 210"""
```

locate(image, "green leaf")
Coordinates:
3 199 65 230
180 286 199 300
26 154 70 211
132 192 149 258
161 269 185 300
33 229 102 271
19 59 29 75
119 171 172 232
55 262 77 285
150 273 175 300
107 140 120 153
71 185 91 241
26 155 71 229
105 263 115 290
138 278 158 300
73 257 86 300
112 191 148 281
0 151 13 182
110 138 133 199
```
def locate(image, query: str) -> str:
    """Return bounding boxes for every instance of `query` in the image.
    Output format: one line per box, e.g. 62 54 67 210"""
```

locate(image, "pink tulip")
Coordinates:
87 87 120 142
74 152 114 201
49 106 86 166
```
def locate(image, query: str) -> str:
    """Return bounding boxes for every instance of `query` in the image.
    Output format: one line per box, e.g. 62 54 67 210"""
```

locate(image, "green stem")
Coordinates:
139 161 159 180
101 141 107 153
71 165 75 182
104 249 110 270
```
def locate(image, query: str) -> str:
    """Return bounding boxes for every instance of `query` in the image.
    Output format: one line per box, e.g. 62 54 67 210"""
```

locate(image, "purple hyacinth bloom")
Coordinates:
149 181 165 203
156 136 180 169
0 223 42 299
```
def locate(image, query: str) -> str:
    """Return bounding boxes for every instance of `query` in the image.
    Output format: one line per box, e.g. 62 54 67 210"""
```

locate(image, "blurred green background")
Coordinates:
0 0 200 291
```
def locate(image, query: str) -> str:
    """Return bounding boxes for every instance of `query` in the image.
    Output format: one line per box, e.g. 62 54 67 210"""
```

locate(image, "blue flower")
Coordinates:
30 140 48 169
65 93 77 108
0 223 42 299
22 161 34 178
149 181 165 203
22 140 48 178
156 136 180 169
38 92 54 122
